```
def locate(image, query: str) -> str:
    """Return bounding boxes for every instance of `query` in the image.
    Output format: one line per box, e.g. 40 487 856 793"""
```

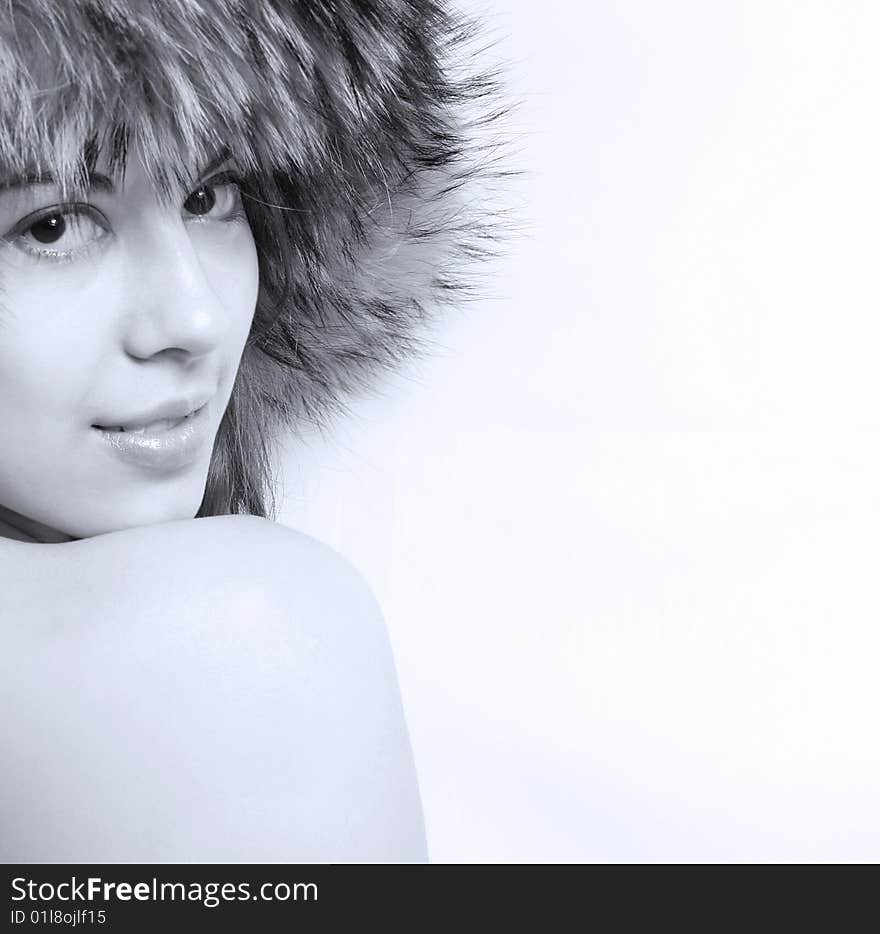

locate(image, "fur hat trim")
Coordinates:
0 0 517 467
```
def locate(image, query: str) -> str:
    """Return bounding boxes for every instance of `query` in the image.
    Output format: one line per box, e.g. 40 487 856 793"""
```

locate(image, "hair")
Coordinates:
0 0 519 520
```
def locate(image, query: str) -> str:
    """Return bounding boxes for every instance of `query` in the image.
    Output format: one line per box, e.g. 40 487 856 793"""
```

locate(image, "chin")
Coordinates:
63 472 211 540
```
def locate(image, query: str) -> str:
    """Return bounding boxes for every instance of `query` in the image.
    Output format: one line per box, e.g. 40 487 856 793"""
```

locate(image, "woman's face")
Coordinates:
0 143 259 542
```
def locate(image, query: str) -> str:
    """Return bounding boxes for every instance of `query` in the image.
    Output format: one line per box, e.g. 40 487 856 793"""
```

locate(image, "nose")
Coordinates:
121 218 227 362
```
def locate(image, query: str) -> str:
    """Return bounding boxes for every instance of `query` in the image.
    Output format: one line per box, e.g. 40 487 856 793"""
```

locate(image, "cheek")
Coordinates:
193 222 260 348
0 272 111 424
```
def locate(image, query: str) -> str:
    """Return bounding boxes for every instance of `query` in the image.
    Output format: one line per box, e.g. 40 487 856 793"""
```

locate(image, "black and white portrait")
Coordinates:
2 0 877 867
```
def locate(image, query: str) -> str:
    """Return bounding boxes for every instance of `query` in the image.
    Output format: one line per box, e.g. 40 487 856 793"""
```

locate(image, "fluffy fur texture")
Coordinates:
0 0 517 517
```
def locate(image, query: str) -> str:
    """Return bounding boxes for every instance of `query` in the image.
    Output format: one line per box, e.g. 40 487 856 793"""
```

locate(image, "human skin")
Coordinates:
0 513 429 862
0 144 429 862
0 142 259 543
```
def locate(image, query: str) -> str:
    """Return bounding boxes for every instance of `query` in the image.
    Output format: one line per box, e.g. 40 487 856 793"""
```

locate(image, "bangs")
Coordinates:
0 114 246 206
0 0 392 201
0 0 520 518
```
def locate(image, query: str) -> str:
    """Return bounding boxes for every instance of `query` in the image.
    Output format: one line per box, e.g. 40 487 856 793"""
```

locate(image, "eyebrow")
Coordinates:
0 171 114 194
0 151 233 195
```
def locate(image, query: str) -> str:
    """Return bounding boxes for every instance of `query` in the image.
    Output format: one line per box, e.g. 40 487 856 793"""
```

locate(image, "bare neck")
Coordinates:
0 505 76 544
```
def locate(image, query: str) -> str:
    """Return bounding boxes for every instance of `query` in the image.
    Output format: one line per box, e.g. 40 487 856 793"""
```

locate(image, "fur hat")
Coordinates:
0 0 516 514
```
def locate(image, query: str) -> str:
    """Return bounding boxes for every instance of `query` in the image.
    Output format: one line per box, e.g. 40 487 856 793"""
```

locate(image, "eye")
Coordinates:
7 206 108 263
182 173 245 222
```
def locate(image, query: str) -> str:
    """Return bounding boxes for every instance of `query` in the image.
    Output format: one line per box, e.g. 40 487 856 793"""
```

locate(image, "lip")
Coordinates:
92 400 213 472
93 393 214 431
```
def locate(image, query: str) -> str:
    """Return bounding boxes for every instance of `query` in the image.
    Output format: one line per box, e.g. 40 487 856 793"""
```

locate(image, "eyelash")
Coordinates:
184 172 247 226
9 172 247 266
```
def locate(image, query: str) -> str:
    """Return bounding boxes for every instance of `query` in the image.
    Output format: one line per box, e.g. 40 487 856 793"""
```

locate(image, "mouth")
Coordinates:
92 404 207 434
91 400 214 472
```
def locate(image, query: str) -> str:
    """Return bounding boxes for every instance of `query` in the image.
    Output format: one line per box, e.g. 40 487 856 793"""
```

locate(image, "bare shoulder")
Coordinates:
1 517 427 863
67 513 354 593
32 515 376 636
14 513 389 657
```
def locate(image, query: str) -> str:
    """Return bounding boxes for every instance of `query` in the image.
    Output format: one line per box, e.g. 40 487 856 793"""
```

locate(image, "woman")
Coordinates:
0 0 511 861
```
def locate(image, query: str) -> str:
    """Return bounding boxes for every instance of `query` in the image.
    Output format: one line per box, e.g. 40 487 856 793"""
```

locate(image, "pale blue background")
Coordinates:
279 0 880 861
